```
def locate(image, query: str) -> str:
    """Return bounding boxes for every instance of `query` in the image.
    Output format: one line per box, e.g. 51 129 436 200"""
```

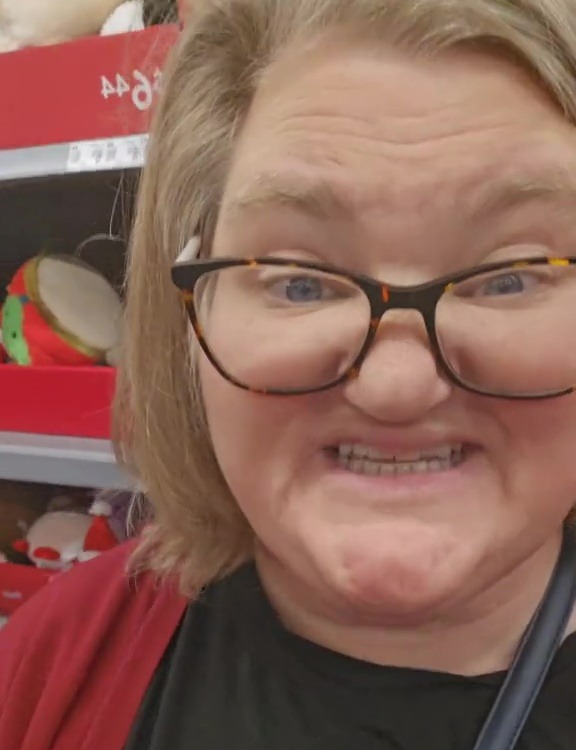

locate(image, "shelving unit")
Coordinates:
0 433 130 489
0 135 148 183
0 24 179 491
0 13 183 625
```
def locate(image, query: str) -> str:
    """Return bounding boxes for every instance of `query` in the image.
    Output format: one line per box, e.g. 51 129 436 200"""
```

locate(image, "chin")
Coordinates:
312 522 473 623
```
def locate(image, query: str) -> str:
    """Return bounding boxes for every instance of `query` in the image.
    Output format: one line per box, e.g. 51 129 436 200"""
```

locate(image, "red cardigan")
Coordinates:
0 541 188 750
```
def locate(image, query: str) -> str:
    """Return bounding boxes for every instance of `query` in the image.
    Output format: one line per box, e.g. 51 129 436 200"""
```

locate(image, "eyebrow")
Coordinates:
224 173 354 221
471 169 576 219
223 167 576 224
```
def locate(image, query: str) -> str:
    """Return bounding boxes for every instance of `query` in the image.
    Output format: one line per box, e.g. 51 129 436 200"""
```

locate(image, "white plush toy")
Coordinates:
101 0 178 36
101 0 144 35
0 0 125 52
11 498 120 571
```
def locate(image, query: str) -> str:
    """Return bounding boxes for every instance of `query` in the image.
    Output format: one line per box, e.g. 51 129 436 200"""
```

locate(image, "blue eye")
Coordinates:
257 267 357 307
283 276 324 303
483 273 526 296
450 264 556 303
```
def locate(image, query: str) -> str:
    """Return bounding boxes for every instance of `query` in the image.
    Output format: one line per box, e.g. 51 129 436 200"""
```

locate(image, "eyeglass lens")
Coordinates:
192 261 576 396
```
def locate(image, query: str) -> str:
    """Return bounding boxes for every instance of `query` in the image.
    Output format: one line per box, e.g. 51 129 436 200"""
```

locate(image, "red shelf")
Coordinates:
0 25 180 150
0 365 116 439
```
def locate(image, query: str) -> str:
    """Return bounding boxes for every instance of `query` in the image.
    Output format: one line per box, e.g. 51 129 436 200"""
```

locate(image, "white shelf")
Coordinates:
0 135 147 182
0 432 131 489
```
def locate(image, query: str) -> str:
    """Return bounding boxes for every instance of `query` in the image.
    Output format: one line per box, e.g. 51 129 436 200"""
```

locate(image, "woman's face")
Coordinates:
200 40 576 622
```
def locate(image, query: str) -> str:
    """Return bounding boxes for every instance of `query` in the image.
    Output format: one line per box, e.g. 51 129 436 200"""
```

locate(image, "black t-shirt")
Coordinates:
125 562 576 750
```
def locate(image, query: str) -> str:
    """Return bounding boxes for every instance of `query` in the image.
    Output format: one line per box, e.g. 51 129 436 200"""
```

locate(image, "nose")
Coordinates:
343 310 452 423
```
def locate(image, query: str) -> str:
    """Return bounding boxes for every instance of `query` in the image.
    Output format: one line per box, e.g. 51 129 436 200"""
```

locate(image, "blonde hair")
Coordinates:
117 0 576 595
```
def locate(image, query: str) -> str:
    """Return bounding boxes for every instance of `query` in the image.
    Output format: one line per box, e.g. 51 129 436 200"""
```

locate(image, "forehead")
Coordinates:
220 42 576 223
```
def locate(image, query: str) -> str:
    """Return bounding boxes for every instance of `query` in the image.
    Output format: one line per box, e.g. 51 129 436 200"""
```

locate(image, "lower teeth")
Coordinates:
337 454 462 476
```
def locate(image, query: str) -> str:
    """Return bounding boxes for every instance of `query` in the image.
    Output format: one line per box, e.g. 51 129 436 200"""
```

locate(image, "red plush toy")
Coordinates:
2 254 122 367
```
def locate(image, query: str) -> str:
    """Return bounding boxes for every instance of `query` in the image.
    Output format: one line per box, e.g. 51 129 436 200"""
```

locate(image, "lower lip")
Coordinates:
321 446 483 499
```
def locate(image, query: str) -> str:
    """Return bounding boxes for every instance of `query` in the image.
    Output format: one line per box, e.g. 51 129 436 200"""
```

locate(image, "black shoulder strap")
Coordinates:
472 525 576 750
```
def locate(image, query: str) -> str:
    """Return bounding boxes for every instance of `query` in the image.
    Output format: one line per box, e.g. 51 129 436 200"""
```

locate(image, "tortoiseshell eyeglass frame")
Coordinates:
171 254 576 400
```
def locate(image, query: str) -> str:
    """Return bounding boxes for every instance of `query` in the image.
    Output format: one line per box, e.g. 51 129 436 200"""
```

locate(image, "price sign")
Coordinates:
66 135 149 173
0 26 179 150
99 69 163 112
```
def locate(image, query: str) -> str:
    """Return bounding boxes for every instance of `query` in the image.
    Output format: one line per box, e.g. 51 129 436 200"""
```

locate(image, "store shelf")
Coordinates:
0 432 131 489
0 26 178 152
0 28 177 493
0 135 147 183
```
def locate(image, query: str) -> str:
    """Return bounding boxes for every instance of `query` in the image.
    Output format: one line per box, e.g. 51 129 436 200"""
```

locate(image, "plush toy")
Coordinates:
2 254 123 367
101 0 178 35
0 0 126 52
94 489 133 540
0 480 54 560
11 496 120 571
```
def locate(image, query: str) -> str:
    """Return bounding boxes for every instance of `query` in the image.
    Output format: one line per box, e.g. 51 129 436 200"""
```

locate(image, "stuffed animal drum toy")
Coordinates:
1 254 123 367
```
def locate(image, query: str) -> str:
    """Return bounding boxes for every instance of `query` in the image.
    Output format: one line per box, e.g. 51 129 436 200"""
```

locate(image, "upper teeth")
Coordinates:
337 444 462 463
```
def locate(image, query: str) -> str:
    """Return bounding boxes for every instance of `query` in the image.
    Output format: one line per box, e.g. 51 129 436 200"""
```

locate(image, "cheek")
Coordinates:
200 358 311 511
201 360 253 460
494 395 576 512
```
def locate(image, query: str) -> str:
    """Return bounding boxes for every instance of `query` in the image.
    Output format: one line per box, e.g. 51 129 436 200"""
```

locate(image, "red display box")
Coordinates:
0 562 55 615
0 25 180 150
0 365 116 439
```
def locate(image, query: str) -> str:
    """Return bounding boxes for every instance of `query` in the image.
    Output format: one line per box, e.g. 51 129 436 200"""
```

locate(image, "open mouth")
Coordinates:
325 443 470 476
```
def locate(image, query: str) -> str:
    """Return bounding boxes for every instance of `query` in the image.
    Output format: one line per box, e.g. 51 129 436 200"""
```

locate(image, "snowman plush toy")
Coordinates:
100 0 178 35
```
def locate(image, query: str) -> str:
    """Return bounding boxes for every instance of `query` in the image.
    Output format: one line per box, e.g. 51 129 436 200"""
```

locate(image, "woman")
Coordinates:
3 0 576 748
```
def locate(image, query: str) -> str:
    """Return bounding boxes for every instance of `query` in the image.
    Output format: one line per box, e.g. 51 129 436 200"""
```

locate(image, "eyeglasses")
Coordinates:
171 254 576 400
